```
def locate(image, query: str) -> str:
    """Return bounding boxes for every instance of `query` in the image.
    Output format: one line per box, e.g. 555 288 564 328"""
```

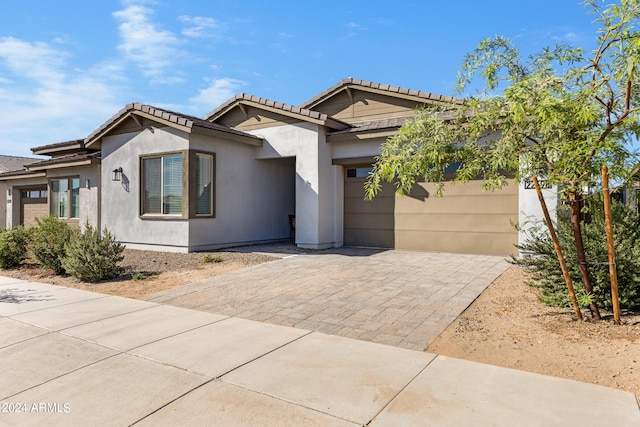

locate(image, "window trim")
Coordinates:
139 150 188 219
48 176 80 223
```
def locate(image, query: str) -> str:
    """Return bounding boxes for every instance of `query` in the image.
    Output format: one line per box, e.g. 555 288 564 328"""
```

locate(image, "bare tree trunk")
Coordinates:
568 190 602 320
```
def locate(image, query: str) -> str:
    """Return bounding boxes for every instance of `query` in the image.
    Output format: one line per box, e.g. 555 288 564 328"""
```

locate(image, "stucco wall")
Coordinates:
100 127 190 251
253 122 340 249
0 182 6 230
46 165 100 228
100 126 296 252
188 134 295 251
518 180 559 252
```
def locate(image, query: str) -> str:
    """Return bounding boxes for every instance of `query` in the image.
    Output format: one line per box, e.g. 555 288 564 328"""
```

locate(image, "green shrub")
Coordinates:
0 226 31 269
29 216 72 274
61 221 125 282
512 197 640 310
203 254 223 263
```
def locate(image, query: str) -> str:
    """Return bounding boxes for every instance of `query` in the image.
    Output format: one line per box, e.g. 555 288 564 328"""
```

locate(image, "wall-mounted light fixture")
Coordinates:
7 188 11 197
112 167 123 181
86 179 91 189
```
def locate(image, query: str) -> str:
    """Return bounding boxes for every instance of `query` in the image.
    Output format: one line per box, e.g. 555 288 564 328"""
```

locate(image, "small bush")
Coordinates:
0 227 31 269
512 197 640 310
61 221 125 282
203 254 223 263
132 272 147 280
29 216 72 274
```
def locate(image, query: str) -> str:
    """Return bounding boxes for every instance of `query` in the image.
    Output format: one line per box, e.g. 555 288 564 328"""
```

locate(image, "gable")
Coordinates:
104 115 164 137
216 105 302 131
311 89 423 125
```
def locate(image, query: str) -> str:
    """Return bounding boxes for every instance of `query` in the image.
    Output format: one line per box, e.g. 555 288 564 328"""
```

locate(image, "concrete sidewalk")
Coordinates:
1 276 639 426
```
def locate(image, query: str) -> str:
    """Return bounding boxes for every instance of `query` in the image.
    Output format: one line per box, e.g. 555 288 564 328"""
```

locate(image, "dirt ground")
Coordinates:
0 249 278 299
2 251 638 400
428 267 640 401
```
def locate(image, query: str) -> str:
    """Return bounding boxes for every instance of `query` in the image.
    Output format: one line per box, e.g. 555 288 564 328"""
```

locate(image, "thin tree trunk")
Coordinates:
533 177 582 320
568 190 602 320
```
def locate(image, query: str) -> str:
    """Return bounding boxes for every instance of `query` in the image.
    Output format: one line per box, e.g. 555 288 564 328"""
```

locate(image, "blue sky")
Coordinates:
0 0 602 157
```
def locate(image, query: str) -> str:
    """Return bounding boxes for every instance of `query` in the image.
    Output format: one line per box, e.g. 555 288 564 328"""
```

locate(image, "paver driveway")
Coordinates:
146 248 510 350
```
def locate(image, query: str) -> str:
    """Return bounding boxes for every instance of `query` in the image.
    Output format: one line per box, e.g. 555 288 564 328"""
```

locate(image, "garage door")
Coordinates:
20 187 48 227
344 167 519 256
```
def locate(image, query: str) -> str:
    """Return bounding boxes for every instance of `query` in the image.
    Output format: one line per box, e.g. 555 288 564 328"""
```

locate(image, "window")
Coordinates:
142 153 183 215
21 190 47 199
50 178 80 219
195 153 213 215
140 151 215 219
346 167 373 178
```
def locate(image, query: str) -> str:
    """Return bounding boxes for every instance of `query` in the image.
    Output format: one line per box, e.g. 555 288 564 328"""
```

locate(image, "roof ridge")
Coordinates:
299 78 463 109
204 92 331 122
85 102 260 146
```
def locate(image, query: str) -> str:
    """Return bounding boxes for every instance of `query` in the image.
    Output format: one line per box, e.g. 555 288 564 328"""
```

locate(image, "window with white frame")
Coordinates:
142 153 183 215
50 178 80 219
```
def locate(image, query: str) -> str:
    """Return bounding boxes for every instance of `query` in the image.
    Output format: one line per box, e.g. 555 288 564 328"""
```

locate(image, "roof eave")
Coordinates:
326 128 398 143
27 158 100 172
31 140 84 156
0 171 47 180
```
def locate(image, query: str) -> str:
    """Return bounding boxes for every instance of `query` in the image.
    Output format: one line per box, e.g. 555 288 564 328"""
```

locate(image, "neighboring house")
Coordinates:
0 155 41 230
0 78 554 255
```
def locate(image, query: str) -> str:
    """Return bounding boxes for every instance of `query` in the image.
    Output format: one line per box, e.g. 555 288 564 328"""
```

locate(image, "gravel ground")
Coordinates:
118 249 278 277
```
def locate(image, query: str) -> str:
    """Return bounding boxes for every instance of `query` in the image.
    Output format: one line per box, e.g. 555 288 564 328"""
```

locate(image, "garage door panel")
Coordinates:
344 228 394 248
413 180 518 197
343 171 519 256
345 196 395 214
395 230 517 256
395 194 518 215
20 188 48 228
344 213 394 230
344 179 396 195
394 213 517 233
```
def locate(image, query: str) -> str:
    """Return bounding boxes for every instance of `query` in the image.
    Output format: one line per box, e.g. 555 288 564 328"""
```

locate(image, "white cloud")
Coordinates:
0 37 122 156
189 77 245 115
180 15 217 38
0 37 67 82
113 0 182 81
343 22 367 38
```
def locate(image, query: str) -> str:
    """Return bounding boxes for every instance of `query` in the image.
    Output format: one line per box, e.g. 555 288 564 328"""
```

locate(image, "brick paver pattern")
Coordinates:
146 248 509 351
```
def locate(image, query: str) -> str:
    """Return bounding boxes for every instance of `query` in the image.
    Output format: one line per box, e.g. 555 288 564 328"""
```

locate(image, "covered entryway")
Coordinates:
20 186 48 227
343 167 519 256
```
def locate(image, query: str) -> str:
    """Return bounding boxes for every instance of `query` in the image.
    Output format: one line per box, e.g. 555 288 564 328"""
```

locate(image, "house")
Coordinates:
0 78 554 255
0 155 42 229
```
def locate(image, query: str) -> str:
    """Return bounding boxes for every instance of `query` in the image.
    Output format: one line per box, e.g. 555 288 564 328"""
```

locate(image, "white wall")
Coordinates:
518 180 560 252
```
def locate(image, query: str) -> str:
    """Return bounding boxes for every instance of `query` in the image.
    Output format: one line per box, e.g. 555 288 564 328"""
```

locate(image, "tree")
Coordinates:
365 0 640 320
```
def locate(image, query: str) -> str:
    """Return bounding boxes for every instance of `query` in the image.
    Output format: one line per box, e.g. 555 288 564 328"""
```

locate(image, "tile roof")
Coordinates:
300 77 463 109
86 103 261 145
0 155 41 173
205 93 326 121
25 152 101 170
31 139 85 154
204 94 351 129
